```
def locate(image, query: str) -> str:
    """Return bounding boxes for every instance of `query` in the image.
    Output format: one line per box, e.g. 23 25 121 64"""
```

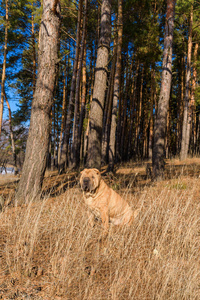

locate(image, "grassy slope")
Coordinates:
0 158 199 299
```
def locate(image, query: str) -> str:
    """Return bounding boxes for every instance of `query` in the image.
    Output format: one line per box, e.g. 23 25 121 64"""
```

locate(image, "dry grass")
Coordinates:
0 160 200 299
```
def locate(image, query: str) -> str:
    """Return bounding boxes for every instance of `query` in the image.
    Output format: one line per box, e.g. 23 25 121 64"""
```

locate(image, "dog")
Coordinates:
80 168 139 232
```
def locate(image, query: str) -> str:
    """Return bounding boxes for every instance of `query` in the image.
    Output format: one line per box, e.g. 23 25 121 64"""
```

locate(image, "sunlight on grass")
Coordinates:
0 175 199 299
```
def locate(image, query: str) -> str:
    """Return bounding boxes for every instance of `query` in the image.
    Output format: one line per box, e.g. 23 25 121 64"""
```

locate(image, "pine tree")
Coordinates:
15 0 61 203
152 0 176 179
86 0 111 169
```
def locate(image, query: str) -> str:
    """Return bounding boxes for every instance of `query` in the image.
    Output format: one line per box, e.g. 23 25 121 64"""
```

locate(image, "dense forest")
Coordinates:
0 0 200 202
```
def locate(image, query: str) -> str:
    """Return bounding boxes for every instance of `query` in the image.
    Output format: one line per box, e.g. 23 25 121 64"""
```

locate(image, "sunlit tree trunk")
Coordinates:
87 0 111 169
152 0 176 179
180 5 193 160
177 55 185 154
0 0 8 137
15 0 61 203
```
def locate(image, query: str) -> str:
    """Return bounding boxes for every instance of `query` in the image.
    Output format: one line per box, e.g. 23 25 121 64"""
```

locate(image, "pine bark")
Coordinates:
86 0 111 169
180 6 193 160
15 0 61 203
152 0 176 179
101 35 117 165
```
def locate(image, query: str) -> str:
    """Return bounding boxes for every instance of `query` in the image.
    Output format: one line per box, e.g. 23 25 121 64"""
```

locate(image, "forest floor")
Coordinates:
0 158 199 299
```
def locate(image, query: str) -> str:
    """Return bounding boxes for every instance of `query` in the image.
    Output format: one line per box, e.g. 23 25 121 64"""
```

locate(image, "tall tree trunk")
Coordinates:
58 55 67 166
121 53 132 160
101 35 117 165
148 66 155 159
108 0 122 171
86 0 111 169
31 8 36 92
136 65 144 157
127 56 135 159
15 0 61 203
84 46 96 162
71 0 87 169
180 5 193 161
60 0 83 170
79 43 87 163
191 43 198 154
0 0 8 137
177 55 185 154
152 0 176 179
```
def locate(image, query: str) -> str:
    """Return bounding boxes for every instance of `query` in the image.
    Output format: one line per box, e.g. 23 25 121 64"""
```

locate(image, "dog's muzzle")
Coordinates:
82 177 91 192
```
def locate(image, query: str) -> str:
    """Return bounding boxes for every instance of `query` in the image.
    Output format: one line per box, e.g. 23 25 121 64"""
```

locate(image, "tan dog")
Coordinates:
80 168 138 232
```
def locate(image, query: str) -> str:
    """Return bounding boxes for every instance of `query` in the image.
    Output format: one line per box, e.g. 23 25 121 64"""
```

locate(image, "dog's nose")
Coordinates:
83 177 90 184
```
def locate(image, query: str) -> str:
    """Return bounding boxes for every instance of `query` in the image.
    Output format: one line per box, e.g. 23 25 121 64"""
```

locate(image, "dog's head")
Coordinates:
80 168 101 193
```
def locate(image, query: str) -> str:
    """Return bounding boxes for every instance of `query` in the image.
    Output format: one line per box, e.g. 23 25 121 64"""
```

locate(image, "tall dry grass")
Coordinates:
0 174 199 299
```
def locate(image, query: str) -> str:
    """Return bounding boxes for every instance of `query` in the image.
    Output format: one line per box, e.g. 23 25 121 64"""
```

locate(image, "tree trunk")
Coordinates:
121 53 132 160
136 65 144 157
191 43 198 154
15 0 61 203
71 0 87 169
101 35 117 165
177 55 185 154
86 0 111 169
79 43 87 163
58 55 67 166
59 0 83 171
0 0 8 137
108 0 122 171
127 56 135 159
152 0 176 179
180 5 193 161
31 8 36 92
148 66 155 159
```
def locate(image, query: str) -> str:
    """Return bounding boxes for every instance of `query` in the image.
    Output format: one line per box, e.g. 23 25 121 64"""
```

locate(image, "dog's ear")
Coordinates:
93 168 100 175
